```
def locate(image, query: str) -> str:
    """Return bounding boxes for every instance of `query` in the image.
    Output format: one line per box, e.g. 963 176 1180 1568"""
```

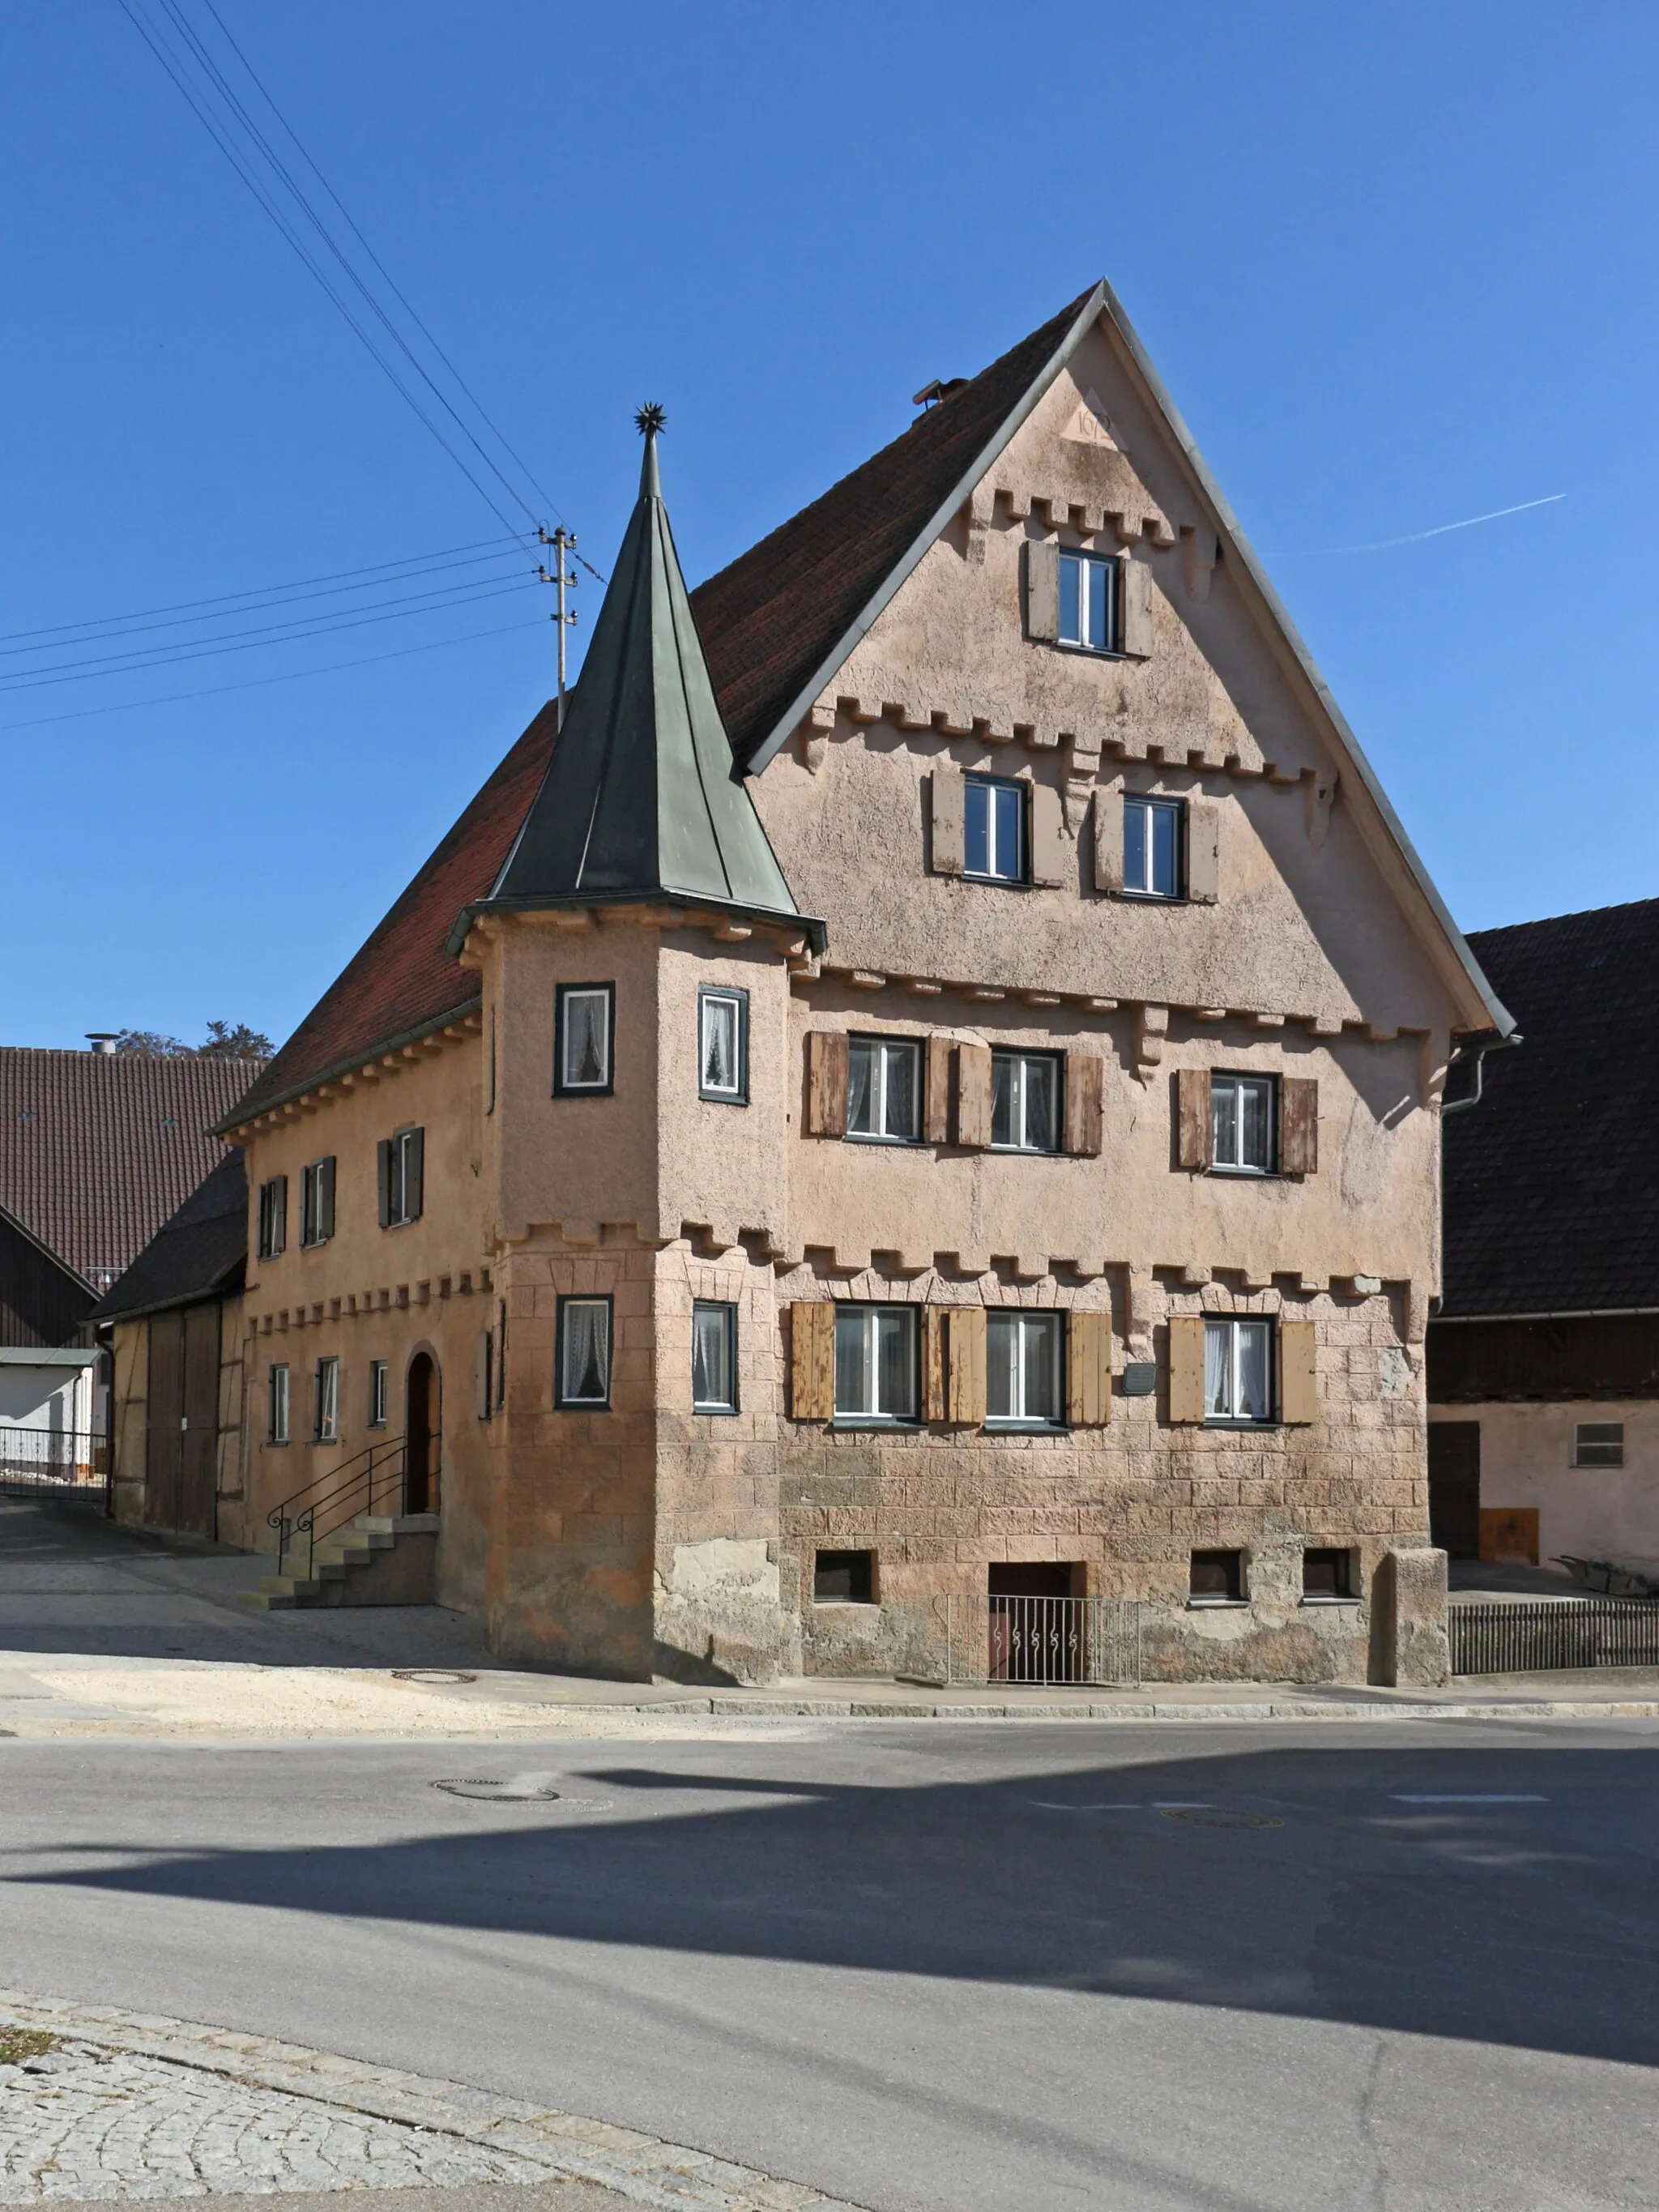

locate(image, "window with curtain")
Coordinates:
556 985 613 1094
964 776 1025 882
991 1050 1060 1151
691 1300 738 1411
1204 1317 1273 1423
1058 550 1120 652
314 1357 340 1442
833 1306 918 1421
1124 795 1183 899
847 1036 921 1142
558 1297 612 1407
1211 1074 1275 1172
698 989 748 1102
986 1311 1064 1424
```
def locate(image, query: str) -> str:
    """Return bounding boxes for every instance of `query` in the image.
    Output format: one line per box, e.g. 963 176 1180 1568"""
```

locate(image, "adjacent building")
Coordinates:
105 280 1511 1685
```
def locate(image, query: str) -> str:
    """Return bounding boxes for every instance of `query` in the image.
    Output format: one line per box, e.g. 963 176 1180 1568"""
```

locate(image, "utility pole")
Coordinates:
538 526 578 728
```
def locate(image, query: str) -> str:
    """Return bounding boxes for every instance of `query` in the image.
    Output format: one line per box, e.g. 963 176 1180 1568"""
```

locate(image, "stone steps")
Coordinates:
237 1513 440 1610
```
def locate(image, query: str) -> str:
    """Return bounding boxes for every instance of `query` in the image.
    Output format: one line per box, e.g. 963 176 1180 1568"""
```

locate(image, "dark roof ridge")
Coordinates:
1468 895 1659 946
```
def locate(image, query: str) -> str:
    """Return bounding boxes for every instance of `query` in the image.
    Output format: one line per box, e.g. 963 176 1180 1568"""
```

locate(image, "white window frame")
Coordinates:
833 1305 919 1424
384 1127 422 1227
1203 1316 1275 1424
1124 795 1183 899
692 1300 739 1413
1573 1421 1625 1467
991 1049 1061 1153
300 1156 334 1248
557 1296 612 1409
313 1356 340 1443
1058 549 1120 653
1211 1073 1277 1173
697 988 748 1104
847 1035 922 1143
964 775 1026 883
268 1363 290 1445
556 984 614 1095
257 1176 284 1260
368 1359 388 1429
986 1310 1064 1426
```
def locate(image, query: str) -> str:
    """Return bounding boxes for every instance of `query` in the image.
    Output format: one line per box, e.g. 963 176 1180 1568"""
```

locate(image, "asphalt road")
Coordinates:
2 1716 1657 2211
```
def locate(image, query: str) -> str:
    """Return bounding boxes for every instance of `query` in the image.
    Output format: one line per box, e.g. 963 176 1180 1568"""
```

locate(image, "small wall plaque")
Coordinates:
1120 1361 1158 1397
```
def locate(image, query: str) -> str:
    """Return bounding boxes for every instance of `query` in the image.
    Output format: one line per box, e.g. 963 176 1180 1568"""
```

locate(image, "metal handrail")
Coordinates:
268 1432 414 1581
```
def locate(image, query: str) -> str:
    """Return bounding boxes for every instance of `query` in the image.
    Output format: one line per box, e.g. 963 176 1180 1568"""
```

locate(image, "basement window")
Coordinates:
1190 1548 1246 1606
1302 1547 1356 1601
815 1548 876 1604
1574 1422 1625 1467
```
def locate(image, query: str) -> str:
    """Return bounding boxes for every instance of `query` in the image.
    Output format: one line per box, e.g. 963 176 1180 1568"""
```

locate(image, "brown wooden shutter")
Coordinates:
1175 1068 1211 1170
1067 1311 1113 1425
405 1128 424 1222
1092 791 1124 894
804 1031 849 1137
1279 1078 1319 1175
930 767 966 876
955 1042 992 1148
790 1302 835 1420
318 1155 335 1241
1028 781 1068 887
946 1306 987 1423
1186 801 1220 903
376 1140 392 1228
923 1036 953 1145
1120 556 1154 656
923 1308 947 1421
1026 538 1060 642
1168 1315 1207 1423
1064 1053 1104 1156
1278 1319 1317 1424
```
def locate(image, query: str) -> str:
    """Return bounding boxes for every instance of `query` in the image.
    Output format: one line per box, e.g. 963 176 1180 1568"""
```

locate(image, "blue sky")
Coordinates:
2 2 1653 1050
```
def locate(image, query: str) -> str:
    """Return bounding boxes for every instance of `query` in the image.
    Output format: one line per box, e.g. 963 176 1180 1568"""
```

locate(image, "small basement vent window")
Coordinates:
1302 1547 1354 1600
1574 1422 1625 1467
1190 1548 1245 1605
814 1549 875 1604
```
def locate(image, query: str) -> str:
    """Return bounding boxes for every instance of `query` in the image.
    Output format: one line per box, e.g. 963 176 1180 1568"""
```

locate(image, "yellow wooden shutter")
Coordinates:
1186 801 1220 903
955 1042 992 1148
790 1302 835 1420
1168 1315 1207 1423
1067 1311 1113 1426
930 768 966 876
1278 1320 1317 1424
946 1307 987 1424
923 1308 947 1422
923 1036 953 1145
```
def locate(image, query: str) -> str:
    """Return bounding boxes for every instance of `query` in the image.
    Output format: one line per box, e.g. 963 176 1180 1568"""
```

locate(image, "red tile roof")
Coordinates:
0 1048 262 1289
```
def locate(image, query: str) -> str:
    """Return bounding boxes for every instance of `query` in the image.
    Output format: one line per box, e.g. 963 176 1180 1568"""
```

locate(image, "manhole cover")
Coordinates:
433 1776 561 1802
1159 1807 1282 1830
393 1669 477 1685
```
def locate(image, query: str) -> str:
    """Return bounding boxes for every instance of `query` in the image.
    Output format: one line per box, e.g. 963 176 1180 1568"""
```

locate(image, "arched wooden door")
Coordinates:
405 1352 440 1515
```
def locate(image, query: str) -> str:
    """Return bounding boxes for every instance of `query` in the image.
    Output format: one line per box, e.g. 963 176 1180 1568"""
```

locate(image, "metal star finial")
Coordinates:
634 402 667 437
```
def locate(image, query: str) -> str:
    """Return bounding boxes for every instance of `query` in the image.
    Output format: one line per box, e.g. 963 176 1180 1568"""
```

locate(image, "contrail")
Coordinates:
1298 493 1566 556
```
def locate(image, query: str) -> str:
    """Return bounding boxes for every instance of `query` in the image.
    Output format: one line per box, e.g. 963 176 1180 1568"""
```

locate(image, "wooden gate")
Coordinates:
1427 1421 1481 1561
144 1303 220 1537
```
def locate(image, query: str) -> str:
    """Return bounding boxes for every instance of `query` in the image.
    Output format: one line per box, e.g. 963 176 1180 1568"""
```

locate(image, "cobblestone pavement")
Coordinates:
0 1996 862 2210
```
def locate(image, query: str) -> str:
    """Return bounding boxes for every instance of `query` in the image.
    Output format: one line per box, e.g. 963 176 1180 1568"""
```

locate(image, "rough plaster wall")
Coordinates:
1427 1397 1659 1574
655 938 791 1255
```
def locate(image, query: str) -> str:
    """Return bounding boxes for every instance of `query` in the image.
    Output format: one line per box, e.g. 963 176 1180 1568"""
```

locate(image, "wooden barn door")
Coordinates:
145 1313 185 1528
177 1304 220 1538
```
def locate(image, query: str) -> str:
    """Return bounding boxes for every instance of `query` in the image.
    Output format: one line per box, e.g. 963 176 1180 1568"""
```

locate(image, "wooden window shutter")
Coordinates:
271 1174 287 1255
376 1140 392 1228
1186 801 1220 903
789 1301 835 1420
1026 538 1060 642
1092 791 1124 894
1167 1315 1207 1423
1120 557 1154 657
954 1042 992 1148
1279 1078 1319 1175
1278 1319 1317 1424
946 1306 987 1424
1028 781 1068 888
923 1308 947 1421
318 1155 335 1241
804 1031 849 1137
1067 1310 1113 1426
405 1129 424 1222
923 1036 953 1145
1064 1053 1104 1156
1175 1068 1211 1170
930 767 966 876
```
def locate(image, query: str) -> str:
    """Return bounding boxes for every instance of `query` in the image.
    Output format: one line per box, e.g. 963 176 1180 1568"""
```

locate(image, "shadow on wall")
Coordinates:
18 1740 1659 2071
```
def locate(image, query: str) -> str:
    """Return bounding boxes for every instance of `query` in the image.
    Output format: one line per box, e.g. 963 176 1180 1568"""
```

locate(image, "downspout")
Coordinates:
1441 1027 1520 1117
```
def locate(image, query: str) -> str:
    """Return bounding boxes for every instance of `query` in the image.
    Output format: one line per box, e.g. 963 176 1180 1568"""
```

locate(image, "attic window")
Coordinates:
1059 552 1120 653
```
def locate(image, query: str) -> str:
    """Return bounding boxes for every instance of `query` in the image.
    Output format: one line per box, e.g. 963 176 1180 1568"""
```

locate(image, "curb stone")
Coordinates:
0 1993 869 2212
527 1696 1659 1723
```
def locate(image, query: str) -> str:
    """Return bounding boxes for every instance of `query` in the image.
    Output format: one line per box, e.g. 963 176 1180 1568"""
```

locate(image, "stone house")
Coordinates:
1428 899 1659 1581
105 280 1509 1684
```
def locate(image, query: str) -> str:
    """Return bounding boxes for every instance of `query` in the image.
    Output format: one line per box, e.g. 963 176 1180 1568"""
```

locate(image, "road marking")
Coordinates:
1391 1794 1548 1804
1025 1800 1146 1810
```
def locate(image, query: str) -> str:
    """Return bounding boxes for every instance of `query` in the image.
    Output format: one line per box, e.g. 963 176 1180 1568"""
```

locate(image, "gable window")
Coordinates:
1205 1317 1273 1424
555 983 614 1095
1059 550 1120 653
377 1126 424 1228
368 1360 388 1429
987 1311 1064 1427
965 776 1026 882
256 1175 287 1261
698 988 748 1104
692 1300 739 1412
267 1363 290 1445
1212 1074 1276 1173
991 1050 1060 1152
557 1295 612 1409
313 1356 340 1443
847 1036 920 1142
1124 796 1183 899
299 1156 335 1248
1191 1548 1246 1605
1574 1421 1624 1467
834 1305 919 1423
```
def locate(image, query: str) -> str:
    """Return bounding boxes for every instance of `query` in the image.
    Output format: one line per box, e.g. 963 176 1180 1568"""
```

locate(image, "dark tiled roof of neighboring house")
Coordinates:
1440 899 1659 1317
0 1048 262 1291
90 1150 247 1324
690 288 1094 765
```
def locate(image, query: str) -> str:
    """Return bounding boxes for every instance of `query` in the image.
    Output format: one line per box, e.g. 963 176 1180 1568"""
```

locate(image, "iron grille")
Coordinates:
933 1593 1141 1688
0 1425 108 1501
1451 1599 1659 1675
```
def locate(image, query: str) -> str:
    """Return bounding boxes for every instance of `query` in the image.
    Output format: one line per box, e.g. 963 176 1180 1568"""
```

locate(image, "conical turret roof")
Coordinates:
487 416 804 926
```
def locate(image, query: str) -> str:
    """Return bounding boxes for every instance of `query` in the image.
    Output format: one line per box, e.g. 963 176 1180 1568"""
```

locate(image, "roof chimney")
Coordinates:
85 1033 117 1056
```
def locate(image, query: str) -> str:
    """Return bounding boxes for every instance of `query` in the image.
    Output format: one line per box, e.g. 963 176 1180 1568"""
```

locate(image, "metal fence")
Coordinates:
0 1425 109 1501
932 1594 1142 1688
1452 1599 1659 1675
